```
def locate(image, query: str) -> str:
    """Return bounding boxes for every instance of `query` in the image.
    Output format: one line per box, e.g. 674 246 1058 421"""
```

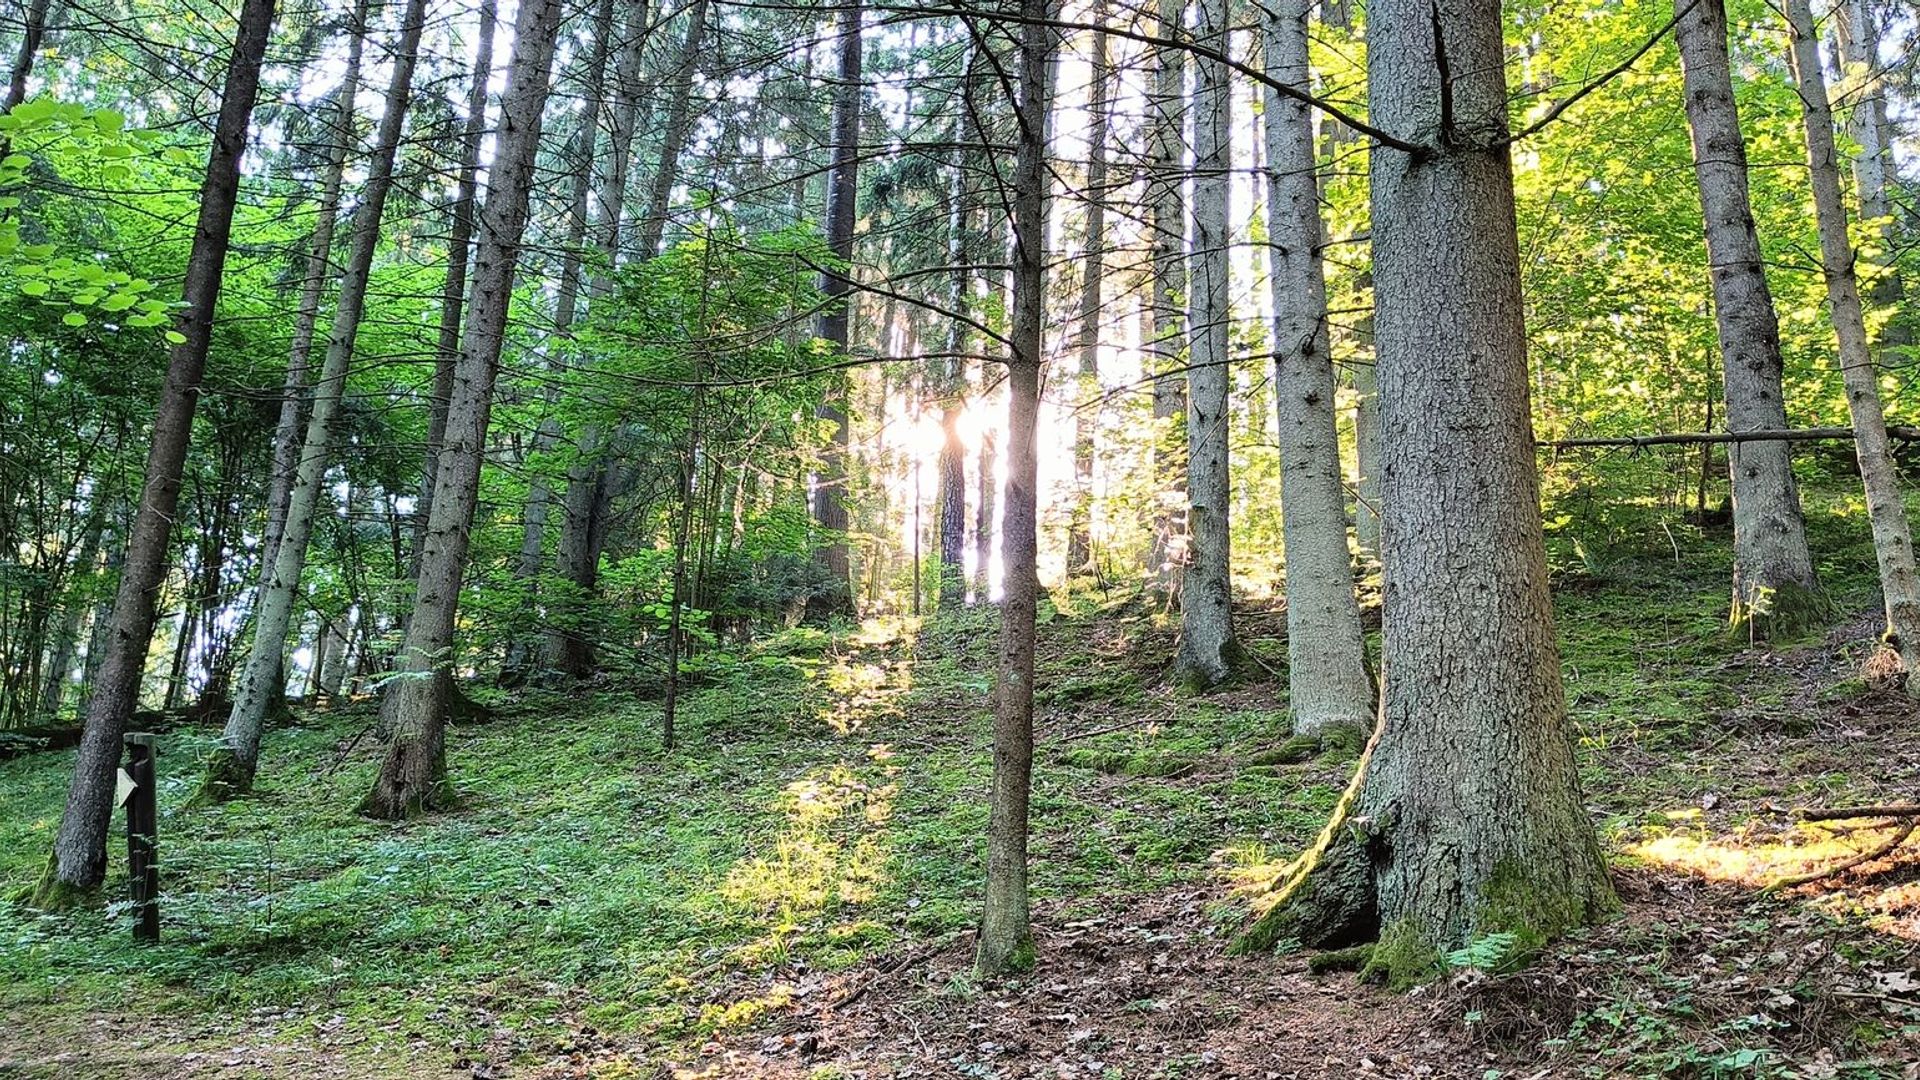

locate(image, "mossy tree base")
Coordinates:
1730 580 1830 643
192 745 257 806
1232 832 1378 956
357 738 455 820
21 853 101 911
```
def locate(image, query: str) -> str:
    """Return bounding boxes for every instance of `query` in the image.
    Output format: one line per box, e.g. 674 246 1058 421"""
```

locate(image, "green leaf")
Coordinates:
18 280 48 296
164 329 186 345
92 108 125 135
61 311 85 327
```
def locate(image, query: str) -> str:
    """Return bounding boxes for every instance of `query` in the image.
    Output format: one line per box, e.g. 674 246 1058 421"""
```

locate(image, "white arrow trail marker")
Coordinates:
116 767 137 808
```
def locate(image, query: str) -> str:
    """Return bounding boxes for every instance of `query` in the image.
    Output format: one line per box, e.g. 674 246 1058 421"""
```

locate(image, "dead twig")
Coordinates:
1768 819 1918 891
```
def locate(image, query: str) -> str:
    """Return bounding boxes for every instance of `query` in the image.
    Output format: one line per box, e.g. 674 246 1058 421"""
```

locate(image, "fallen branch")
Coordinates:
1798 804 1920 822
1768 820 1917 891
1543 426 1920 450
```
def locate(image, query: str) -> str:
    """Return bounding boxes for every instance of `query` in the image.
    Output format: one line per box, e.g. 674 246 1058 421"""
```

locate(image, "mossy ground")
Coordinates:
1 486 1917 1076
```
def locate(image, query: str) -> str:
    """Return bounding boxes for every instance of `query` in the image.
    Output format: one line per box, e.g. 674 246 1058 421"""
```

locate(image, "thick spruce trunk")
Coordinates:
204 0 428 801
1784 0 1920 692
1174 0 1239 690
978 0 1055 979
1263 0 1372 736
1675 0 1821 636
34 0 278 905
1241 0 1613 978
361 0 568 820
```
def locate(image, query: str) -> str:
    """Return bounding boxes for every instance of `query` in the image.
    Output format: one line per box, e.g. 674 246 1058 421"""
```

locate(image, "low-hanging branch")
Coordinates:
1543 426 1920 450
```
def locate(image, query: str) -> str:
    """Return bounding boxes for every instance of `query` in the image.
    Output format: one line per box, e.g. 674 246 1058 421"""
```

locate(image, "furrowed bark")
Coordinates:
803 0 863 624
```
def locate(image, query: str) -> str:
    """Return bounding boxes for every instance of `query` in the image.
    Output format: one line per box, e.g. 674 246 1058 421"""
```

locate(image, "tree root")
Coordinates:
1230 705 1386 955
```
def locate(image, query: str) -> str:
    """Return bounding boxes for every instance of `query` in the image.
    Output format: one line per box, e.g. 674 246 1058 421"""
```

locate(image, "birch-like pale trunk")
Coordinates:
978 0 1055 979
202 0 428 800
1785 0 1920 691
1835 0 1901 310
35 0 278 904
1675 0 1821 635
361 0 568 819
1175 0 1239 689
1263 0 1371 735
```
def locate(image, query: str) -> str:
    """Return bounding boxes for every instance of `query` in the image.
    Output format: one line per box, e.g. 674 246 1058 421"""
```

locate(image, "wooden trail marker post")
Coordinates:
121 732 159 942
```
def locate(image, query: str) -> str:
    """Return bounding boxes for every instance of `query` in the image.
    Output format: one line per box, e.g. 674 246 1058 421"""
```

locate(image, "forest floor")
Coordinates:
6 502 1920 1078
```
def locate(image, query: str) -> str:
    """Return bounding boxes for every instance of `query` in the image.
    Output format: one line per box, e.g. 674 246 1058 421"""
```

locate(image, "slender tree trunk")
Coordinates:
1145 0 1187 592
1243 0 1613 973
417 0 498 557
804 0 862 624
33 0 278 906
1835 0 1901 314
634 0 711 261
1066 0 1110 577
978 0 1055 980
937 66 975 610
1784 0 1920 692
975 424 997 603
504 0 617 686
539 0 650 680
38 505 104 722
1174 0 1239 690
204 0 428 800
360 0 568 820
1675 0 1821 636
4 0 48 110
1263 0 1372 736
264 0 369 583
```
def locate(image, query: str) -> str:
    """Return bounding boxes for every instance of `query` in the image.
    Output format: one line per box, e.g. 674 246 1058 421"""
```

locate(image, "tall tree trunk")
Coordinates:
539 0 650 680
975 423 997 603
1263 0 1371 736
204 0 428 800
1066 0 1110 578
264 0 370 583
504 0 617 686
1835 0 1901 314
1675 0 1821 636
360 0 568 819
417 0 498 558
803 0 862 624
1174 0 1239 690
1243 0 1613 974
1144 0 1187 592
937 123 972 610
1785 0 1920 691
33 0 278 906
978 0 1055 980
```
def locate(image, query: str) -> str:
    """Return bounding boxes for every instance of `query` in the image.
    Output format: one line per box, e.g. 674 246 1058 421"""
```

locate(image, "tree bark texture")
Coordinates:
1675 0 1820 635
1263 0 1372 736
362 0 568 819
